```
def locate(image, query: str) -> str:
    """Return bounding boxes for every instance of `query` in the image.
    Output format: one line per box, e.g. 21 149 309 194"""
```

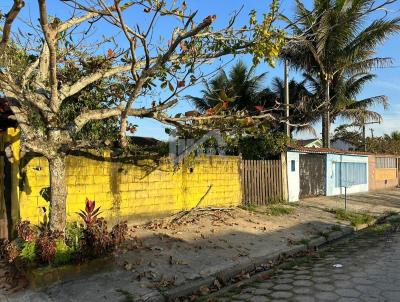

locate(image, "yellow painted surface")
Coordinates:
375 168 397 181
0 132 5 220
19 154 241 224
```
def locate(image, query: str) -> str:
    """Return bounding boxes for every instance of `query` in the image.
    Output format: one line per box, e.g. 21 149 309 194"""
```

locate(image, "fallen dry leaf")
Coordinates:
199 285 210 295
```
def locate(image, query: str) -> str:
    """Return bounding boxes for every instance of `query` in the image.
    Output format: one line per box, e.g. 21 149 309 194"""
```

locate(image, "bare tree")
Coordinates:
0 0 286 232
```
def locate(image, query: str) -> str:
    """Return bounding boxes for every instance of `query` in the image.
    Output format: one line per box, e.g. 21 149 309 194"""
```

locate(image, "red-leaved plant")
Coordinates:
77 198 101 227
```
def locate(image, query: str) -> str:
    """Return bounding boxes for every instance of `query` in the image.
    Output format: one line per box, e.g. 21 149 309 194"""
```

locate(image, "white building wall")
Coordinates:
326 154 369 196
287 152 300 202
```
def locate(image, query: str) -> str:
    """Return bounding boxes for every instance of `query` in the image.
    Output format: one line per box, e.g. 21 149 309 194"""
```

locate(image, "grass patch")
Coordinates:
331 224 342 232
266 205 295 216
240 202 296 216
239 203 258 212
297 238 310 246
365 223 391 234
329 209 374 226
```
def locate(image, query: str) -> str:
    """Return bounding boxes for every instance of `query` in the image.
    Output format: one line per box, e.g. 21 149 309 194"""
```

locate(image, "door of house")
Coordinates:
299 154 326 198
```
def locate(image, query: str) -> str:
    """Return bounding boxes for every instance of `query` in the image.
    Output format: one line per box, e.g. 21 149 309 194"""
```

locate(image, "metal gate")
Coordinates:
299 154 326 198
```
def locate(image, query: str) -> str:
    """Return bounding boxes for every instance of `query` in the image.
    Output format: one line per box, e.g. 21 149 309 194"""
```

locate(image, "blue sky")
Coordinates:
2 0 400 140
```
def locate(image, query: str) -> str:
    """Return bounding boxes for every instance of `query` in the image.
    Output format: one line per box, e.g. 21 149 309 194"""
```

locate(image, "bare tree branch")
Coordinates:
0 0 25 48
74 99 178 132
38 0 59 113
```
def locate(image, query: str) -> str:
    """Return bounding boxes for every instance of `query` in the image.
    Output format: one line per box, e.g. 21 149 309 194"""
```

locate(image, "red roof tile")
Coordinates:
287 146 399 157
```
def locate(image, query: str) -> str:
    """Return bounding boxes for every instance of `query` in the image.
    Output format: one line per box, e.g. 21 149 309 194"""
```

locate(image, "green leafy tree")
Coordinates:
0 0 285 232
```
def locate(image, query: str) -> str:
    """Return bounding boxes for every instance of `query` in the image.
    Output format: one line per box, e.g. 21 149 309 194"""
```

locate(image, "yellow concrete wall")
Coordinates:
19 154 241 225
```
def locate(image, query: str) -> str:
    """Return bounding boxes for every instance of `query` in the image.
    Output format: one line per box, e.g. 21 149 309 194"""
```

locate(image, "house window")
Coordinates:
291 160 296 172
376 157 397 169
335 162 367 187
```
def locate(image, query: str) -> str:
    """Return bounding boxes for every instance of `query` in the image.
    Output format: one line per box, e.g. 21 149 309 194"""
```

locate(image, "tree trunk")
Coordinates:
119 112 129 148
322 80 331 148
48 155 67 232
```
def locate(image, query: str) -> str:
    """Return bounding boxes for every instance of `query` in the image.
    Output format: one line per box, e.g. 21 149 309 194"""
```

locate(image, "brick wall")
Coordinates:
19 154 241 224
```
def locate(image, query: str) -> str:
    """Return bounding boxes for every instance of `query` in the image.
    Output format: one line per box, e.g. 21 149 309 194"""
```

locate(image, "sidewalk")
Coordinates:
2 189 400 302
305 189 400 215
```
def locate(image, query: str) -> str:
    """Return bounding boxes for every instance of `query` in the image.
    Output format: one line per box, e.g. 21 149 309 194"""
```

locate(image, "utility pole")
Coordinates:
360 119 379 151
284 59 290 138
362 117 366 152
370 128 375 138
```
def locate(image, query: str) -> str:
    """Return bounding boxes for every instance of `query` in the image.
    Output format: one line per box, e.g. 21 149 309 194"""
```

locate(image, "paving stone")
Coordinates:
350 278 374 285
294 295 316 302
248 296 269 302
294 274 312 280
335 288 361 298
332 274 351 280
270 291 293 299
336 298 361 302
359 294 385 301
215 224 400 302
334 280 355 288
314 283 335 291
272 284 293 291
293 280 314 287
355 285 382 296
312 276 331 283
315 291 340 301
254 282 274 289
273 278 293 284
253 288 272 296
292 287 311 294
232 293 253 300
382 290 400 300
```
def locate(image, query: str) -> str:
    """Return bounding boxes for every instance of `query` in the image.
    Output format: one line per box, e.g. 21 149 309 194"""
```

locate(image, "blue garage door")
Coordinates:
335 162 367 188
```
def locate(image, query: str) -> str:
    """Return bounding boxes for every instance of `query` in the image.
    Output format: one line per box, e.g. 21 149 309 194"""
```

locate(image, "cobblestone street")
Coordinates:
214 225 400 302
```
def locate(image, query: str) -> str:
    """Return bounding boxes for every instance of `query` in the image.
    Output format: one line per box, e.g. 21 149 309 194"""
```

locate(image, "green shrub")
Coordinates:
65 222 84 251
20 241 36 263
53 240 73 266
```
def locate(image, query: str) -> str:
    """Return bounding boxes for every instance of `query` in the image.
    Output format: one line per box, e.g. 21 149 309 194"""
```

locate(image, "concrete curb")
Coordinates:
161 220 383 301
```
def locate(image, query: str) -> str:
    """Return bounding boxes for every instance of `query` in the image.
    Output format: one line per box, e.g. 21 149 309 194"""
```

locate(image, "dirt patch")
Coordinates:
114 203 341 291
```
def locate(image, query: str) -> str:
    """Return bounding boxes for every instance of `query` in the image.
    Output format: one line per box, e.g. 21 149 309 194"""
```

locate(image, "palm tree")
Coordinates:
384 131 400 140
282 0 400 147
187 61 267 112
305 71 388 126
258 77 318 135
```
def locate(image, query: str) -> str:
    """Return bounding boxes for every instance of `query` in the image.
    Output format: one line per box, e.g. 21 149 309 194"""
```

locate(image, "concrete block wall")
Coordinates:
19 154 241 225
